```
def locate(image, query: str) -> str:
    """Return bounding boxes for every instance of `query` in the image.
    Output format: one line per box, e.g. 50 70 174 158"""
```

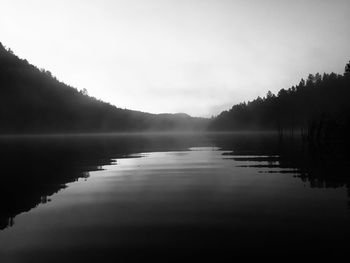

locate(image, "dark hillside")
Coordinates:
0 43 207 134
210 62 350 143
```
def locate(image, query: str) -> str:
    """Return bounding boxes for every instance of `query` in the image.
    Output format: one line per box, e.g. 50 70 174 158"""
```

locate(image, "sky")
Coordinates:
1 0 349 117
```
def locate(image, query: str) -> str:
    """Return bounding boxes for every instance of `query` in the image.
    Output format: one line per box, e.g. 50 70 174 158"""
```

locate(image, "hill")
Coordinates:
210 62 350 142
0 43 208 134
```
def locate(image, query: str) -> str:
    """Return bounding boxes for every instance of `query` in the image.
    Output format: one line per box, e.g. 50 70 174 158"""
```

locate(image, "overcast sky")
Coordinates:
1 0 349 116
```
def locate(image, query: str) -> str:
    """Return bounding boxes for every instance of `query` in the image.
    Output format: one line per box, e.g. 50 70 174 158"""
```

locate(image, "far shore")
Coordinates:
0 130 280 139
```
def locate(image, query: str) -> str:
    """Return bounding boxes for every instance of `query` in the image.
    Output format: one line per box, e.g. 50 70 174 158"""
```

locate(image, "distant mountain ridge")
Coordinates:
0 42 208 134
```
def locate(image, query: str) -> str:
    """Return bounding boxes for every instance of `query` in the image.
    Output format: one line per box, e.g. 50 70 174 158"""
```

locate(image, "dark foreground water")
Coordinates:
0 133 349 261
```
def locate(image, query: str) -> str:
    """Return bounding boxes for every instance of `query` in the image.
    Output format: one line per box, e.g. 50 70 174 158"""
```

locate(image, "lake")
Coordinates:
0 133 349 261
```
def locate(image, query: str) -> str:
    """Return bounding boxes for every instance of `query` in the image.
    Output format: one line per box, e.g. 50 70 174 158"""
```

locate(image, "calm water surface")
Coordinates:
0 133 349 261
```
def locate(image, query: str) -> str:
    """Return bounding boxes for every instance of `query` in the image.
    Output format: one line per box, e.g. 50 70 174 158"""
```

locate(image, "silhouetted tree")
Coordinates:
80 88 89 96
345 61 350 76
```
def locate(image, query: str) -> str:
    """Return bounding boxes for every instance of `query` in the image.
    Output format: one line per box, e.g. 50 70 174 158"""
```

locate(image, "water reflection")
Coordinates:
1 133 350 231
0 133 349 261
0 134 209 230
212 133 350 190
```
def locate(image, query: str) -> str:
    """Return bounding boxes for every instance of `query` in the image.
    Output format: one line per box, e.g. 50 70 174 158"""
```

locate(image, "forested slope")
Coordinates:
0 43 207 134
210 62 350 142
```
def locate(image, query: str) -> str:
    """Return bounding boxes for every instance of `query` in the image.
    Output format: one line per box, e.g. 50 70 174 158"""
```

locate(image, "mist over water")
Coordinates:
0 133 349 261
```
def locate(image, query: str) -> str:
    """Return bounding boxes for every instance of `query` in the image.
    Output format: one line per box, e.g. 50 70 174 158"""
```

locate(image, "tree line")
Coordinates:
0 42 207 134
1 41 349 140
210 61 350 143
